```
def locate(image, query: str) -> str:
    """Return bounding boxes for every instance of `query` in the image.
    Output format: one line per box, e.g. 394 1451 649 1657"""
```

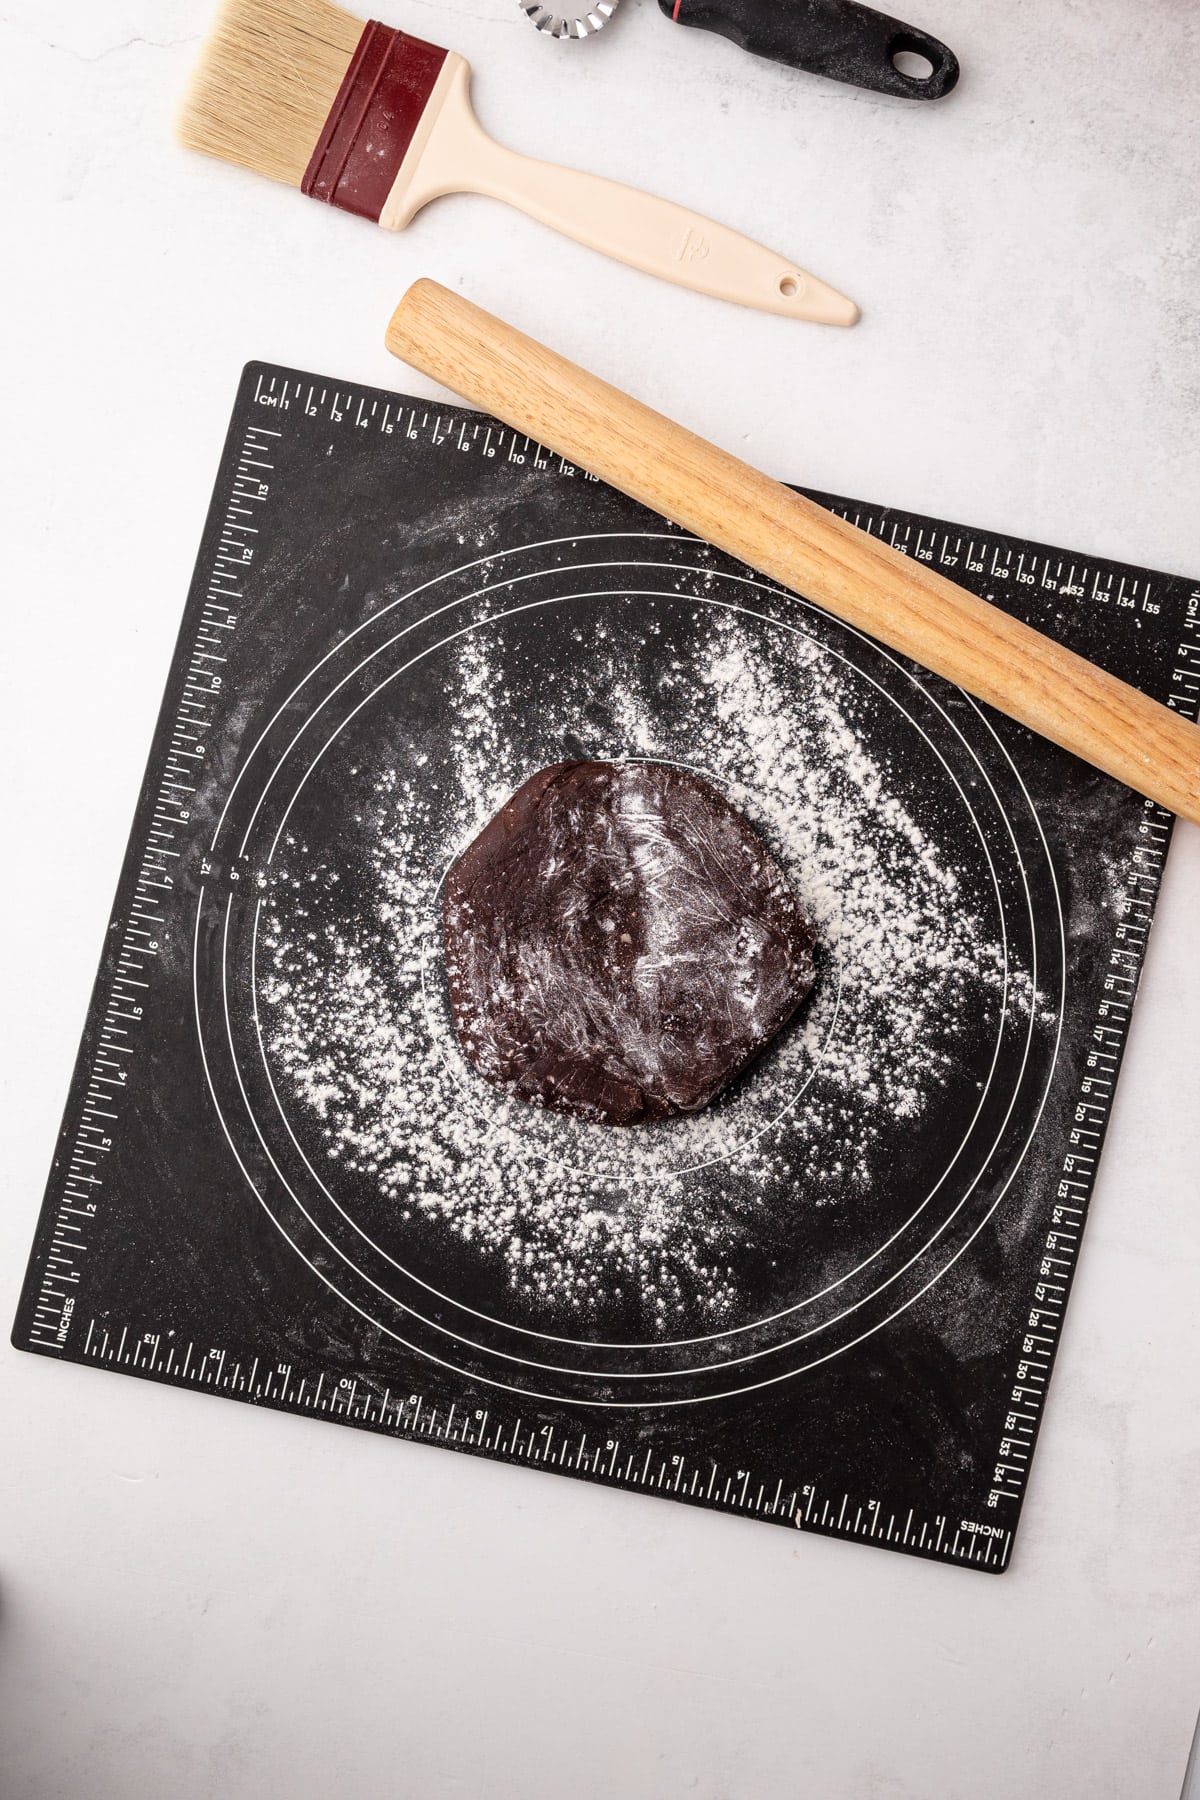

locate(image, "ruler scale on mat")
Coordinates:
15 365 1200 1573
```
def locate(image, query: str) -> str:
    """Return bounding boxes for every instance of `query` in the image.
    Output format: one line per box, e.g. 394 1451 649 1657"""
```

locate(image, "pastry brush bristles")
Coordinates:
177 0 366 188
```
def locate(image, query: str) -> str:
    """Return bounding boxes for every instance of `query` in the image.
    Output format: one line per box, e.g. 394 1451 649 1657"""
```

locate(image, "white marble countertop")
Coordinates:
2 2 1198 1795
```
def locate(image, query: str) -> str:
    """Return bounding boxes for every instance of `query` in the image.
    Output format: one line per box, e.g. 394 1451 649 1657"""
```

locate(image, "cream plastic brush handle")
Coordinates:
475 143 858 324
384 58 858 325
385 279 1200 824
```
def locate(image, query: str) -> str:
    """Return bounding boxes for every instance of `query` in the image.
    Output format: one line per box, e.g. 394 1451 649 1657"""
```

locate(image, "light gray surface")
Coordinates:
2 3 1199 1796
1186 1717 1200 1800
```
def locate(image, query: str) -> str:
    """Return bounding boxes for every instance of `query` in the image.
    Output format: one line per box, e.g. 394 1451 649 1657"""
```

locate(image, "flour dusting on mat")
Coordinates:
260 603 1024 1329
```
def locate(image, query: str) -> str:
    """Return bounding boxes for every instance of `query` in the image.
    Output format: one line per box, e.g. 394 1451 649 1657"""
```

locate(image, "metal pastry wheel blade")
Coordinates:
519 0 619 38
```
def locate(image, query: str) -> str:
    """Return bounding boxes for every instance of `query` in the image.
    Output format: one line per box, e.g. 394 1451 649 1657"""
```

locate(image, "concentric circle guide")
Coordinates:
193 538 1066 1407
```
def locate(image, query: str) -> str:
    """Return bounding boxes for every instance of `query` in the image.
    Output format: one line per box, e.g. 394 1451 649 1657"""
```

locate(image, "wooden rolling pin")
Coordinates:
385 280 1200 825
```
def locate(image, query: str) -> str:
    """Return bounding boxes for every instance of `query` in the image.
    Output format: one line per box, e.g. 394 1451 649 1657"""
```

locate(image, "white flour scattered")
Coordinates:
259 599 1027 1329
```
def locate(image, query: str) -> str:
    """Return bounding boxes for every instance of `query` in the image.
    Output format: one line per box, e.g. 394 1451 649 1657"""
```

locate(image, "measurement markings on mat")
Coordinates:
78 1313 1012 1569
982 581 1198 1513
247 369 1173 639
24 419 277 1353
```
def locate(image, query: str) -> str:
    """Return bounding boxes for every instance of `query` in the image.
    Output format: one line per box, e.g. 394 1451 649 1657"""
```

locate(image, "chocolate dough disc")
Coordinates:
442 761 817 1126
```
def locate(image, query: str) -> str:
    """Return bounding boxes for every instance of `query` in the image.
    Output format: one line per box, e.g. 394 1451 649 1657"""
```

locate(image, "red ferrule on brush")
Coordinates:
301 20 447 221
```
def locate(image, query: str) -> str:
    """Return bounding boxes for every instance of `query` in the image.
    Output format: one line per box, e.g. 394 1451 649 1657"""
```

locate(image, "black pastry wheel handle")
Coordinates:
657 0 960 99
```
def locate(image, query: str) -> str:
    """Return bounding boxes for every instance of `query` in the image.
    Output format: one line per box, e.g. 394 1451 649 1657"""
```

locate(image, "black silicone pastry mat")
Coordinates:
16 364 1200 1573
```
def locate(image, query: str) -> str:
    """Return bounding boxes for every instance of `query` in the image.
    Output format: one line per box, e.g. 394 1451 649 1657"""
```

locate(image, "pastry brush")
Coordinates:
177 0 859 324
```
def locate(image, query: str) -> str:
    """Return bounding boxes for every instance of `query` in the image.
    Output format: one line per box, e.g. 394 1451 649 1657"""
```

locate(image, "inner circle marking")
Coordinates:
195 537 1063 1398
248 579 1018 1338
